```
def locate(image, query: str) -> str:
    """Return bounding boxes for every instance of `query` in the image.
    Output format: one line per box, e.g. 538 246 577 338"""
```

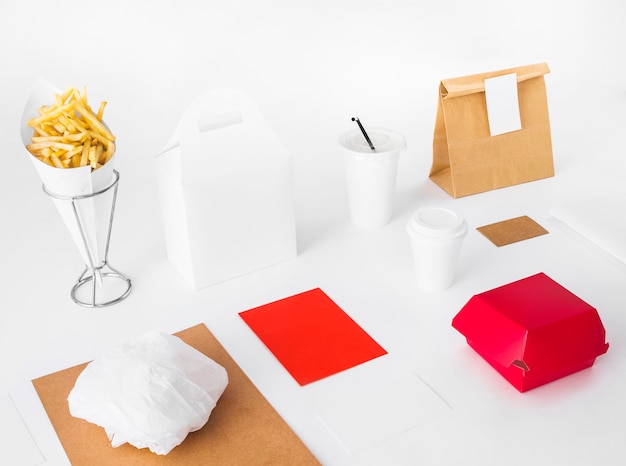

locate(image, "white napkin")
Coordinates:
67 331 228 455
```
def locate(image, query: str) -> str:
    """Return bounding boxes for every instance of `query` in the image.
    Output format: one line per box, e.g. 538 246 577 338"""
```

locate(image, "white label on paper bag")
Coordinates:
484 73 522 136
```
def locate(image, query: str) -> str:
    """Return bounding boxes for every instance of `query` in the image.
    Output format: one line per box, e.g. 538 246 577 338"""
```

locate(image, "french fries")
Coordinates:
26 86 115 170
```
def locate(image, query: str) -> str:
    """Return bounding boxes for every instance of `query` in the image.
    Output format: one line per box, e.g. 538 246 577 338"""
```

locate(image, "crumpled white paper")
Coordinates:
67 331 228 455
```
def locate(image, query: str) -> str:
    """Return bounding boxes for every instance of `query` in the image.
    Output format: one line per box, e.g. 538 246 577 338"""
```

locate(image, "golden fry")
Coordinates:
38 156 54 167
27 102 75 126
74 102 115 141
31 133 84 143
103 140 115 165
58 86 74 103
50 153 64 169
96 101 107 121
25 86 115 170
67 145 83 158
88 145 97 169
71 154 81 167
26 141 76 152
80 137 91 167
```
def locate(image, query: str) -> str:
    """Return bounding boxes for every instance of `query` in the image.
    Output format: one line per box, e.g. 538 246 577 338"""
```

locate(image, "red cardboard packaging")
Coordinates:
452 273 609 392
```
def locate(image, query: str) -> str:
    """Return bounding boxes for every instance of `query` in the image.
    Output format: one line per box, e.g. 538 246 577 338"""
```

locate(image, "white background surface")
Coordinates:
2 1 626 465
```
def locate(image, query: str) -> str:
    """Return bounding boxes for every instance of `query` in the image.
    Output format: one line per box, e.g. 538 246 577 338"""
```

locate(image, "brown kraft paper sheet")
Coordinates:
32 323 320 466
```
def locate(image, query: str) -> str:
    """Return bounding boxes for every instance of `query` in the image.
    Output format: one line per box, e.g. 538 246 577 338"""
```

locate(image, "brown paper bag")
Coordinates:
429 63 554 198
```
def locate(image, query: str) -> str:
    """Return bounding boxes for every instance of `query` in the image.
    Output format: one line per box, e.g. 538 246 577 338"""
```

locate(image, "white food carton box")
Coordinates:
155 88 297 289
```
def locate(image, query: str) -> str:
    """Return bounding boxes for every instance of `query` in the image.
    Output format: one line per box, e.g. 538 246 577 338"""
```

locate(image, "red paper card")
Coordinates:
239 288 387 385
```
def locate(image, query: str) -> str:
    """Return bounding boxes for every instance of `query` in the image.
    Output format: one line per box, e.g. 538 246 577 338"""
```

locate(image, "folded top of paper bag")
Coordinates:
440 62 549 99
67 331 228 455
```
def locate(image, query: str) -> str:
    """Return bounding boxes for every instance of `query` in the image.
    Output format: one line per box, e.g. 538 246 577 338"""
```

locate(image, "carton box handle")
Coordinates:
197 110 243 133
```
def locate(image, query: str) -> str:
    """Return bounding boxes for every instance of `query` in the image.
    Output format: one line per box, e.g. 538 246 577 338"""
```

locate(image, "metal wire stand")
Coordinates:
43 170 132 307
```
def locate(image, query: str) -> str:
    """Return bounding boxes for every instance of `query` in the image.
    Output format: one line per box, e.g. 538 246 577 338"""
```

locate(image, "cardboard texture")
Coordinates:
32 324 320 465
155 88 297 290
477 215 549 246
452 273 609 392
239 288 388 385
430 63 554 198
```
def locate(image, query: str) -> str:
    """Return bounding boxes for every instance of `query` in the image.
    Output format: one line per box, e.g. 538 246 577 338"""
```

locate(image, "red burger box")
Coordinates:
452 273 609 392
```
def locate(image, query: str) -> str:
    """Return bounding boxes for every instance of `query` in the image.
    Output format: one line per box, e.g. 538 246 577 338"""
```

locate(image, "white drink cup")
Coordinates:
407 206 468 291
339 127 406 228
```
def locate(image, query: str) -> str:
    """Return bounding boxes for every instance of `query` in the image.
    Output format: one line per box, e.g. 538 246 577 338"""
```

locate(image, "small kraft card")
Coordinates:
477 215 549 247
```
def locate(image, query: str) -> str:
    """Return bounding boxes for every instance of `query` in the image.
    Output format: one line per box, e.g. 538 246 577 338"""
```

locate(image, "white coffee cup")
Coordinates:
407 206 468 291
339 127 406 228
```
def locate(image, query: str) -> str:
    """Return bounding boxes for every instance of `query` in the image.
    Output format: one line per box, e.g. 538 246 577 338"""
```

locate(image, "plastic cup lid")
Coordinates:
407 206 468 239
338 127 406 156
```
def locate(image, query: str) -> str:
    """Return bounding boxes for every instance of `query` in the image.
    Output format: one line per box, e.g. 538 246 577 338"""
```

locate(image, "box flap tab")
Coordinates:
452 296 527 367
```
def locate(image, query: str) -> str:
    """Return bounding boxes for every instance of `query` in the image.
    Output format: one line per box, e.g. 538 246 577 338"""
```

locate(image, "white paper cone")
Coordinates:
21 79 116 275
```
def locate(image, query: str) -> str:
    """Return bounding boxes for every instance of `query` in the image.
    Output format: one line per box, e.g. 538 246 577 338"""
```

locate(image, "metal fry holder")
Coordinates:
42 169 132 307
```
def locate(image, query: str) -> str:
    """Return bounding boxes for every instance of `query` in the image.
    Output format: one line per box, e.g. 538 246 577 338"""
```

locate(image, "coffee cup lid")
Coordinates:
407 206 467 239
338 127 406 156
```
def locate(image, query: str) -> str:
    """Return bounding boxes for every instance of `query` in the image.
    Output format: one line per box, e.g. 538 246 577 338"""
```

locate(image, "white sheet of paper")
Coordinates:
484 73 522 136
308 356 451 455
0 394 45 466
550 193 626 265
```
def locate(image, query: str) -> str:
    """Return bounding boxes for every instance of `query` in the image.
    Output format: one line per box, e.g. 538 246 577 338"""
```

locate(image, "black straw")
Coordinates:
351 117 375 151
